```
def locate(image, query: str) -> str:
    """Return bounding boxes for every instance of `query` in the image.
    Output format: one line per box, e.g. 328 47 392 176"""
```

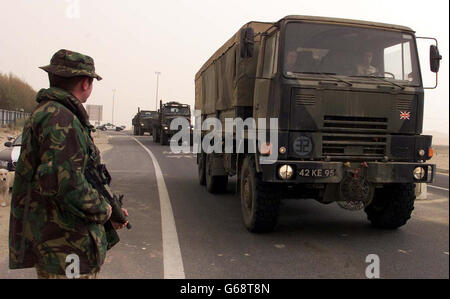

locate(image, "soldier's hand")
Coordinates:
107 204 112 220
112 208 129 230
112 221 128 230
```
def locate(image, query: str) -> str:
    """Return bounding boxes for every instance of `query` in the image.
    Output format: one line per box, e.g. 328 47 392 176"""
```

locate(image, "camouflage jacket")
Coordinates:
9 87 115 275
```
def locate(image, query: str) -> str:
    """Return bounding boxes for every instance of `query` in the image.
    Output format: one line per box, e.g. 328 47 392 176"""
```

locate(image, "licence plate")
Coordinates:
298 168 336 177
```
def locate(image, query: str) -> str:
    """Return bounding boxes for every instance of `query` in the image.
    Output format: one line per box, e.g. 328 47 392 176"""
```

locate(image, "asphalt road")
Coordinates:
428 173 449 198
2 131 448 279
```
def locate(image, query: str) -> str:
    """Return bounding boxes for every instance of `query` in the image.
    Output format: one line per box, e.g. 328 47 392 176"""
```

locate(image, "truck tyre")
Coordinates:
198 153 206 186
365 183 415 229
161 132 169 145
153 128 160 143
205 154 228 193
240 156 280 233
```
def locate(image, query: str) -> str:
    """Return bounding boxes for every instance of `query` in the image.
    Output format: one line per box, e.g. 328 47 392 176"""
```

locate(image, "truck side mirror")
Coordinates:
240 27 255 58
430 45 442 73
4 142 12 148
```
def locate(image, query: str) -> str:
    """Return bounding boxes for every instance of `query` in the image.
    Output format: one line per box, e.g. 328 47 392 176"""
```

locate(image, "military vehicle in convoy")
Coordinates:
151 101 192 145
132 108 158 136
195 16 442 232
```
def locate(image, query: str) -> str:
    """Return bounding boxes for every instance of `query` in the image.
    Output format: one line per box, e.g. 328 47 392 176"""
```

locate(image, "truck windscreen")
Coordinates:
284 22 421 86
143 112 158 119
163 107 190 116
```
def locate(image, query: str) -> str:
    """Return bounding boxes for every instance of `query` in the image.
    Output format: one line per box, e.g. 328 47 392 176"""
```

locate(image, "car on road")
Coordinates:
97 123 120 131
0 134 22 171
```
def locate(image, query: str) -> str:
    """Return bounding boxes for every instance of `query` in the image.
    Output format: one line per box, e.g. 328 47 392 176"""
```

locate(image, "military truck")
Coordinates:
195 16 442 232
152 101 192 145
132 108 158 136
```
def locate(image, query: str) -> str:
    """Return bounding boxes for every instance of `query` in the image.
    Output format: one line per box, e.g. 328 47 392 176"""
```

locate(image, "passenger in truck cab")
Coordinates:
285 49 317 74
356 51 378 75
285 50 299 73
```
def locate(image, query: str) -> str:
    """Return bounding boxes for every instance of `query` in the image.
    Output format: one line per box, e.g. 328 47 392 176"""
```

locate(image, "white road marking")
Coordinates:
166 155 194 159
108 135 131 138
132 137 185 279
415 198 449 205
428 185 449 192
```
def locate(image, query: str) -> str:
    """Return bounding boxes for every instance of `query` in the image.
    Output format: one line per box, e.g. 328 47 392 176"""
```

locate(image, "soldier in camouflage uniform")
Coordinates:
9 49 127 279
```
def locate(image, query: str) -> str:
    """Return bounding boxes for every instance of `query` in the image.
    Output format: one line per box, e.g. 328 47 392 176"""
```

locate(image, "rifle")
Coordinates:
85 163 132 229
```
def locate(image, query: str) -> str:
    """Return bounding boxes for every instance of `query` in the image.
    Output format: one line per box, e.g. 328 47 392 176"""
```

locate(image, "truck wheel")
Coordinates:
364 183 415 229
153 128 160 143
198 153 206 186
240 156 280 233
205 154 228 193
161 132 169 145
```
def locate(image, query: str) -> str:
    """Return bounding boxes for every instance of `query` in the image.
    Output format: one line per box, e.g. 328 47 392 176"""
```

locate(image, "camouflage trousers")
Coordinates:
35 266 99 279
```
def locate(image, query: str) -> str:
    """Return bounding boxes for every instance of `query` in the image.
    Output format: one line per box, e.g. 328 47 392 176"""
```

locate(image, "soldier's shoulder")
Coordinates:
32 101 78 128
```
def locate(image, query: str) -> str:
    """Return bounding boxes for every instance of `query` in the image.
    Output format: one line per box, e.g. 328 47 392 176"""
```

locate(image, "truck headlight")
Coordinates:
163 126 168 130
141 123 144 126
279 165 294 180
418 149 426 157
413 167 426 180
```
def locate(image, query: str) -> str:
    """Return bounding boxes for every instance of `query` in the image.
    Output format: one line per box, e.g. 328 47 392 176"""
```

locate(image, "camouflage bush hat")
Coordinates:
39 49 102 81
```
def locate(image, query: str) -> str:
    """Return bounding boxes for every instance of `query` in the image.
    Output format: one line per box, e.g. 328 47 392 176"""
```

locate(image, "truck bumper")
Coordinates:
260 161 435 184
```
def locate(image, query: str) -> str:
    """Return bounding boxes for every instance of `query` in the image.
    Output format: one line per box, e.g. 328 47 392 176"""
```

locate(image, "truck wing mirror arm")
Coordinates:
417 37 442 89
240 27 255 58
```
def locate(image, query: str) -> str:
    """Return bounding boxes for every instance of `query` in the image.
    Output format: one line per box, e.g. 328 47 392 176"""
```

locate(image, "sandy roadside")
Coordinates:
430 146 449 173
0 131 113 265
0 128 22 152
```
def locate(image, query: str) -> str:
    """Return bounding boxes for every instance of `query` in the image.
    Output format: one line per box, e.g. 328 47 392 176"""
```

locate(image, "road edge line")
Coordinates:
132 137 185 279
428 185 449 192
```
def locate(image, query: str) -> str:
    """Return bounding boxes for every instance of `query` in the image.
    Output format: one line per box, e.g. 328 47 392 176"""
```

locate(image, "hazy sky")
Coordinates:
1 0 448 133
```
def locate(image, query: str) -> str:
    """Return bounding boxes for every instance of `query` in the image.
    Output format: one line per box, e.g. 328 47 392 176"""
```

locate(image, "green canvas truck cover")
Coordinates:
195 21 273 114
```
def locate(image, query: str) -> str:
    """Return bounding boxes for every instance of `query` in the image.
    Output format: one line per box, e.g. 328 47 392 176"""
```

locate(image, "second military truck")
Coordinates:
152 101 192 145
195 15 441 233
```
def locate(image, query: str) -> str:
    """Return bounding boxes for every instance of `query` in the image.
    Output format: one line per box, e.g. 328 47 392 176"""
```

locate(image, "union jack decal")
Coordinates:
400 111 411 120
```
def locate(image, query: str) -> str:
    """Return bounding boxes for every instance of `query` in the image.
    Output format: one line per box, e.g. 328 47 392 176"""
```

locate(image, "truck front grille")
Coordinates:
322 116 388 158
